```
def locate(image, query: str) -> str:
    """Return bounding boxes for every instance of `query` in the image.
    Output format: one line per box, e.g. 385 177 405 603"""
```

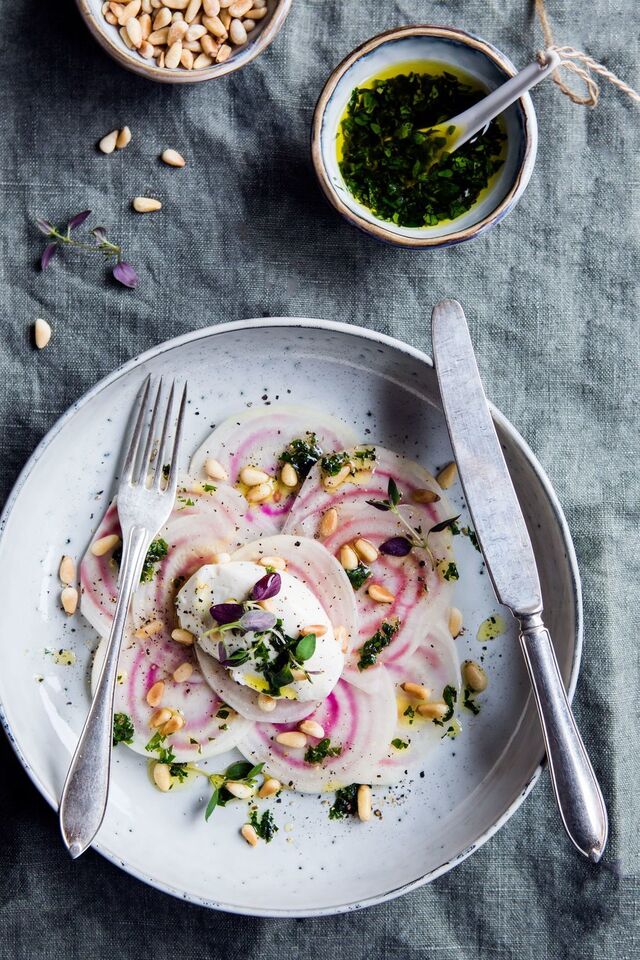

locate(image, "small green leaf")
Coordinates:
429 515 461 534
224 760 253 781
295 633 316 662
387 477 401 506
205 787 219 821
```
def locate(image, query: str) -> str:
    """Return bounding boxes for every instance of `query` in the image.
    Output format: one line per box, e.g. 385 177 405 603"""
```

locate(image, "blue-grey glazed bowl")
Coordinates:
311 25 538 248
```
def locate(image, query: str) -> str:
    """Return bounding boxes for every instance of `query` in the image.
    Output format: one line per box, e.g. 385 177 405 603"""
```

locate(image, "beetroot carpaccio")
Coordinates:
79 405 469 837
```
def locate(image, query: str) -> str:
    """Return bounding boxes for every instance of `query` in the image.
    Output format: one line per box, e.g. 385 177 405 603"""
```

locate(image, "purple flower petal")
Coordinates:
217 640 227 662
40 243 58 271
67 210 91 231
250 572 281 602
35 218 54 236
210 602 243 625
239 609 277 633
379 536 413 557
92 226 107 243
113 261 139 289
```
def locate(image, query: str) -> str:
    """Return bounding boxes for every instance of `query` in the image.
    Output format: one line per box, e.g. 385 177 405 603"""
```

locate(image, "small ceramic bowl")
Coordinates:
75 0 292 83
311 25 538 248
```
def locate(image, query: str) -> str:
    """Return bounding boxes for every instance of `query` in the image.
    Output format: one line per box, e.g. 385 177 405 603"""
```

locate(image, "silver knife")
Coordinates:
431 298 608 862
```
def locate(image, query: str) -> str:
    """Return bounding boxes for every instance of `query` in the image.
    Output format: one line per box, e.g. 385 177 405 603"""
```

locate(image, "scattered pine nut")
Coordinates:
436 462 457 489
162 712 185 734
299 623 326 637
59 555 75 586
226 780 255 800
98 129 119 154
150 706 172 727
280 462 298 488
323 464 350 489
334 624 349 653
146 680 165 706
116 126 132 149
246 481 273 504
60 586 78 615
367 583 395 604
339 543 359 571
171 627 195 645
298 719 324 739
417 702 448 720
90 533 121 557
258 555 286 571
449 607 463 637
258 693 276 712
240 465 270 486
401 681 430 701
161 147 187 167
211 552 231 564
354 538 378 564
290 668 307 681
463 660 488 692
34 318 52 349
275 731 307 748
241 823 259 846
412 488 440 504
153 761 172 791
133 196 162 213
319 507 338 538
258 777 281 798
357 784 372 822
173 661 193 683
134 618 164 639
204 457 227 480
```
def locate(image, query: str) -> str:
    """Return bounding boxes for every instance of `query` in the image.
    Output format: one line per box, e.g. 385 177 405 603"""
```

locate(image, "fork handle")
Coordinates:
59 525 149 858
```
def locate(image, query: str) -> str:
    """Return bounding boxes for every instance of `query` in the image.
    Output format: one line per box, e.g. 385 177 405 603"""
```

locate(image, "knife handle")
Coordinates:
519 618 608 862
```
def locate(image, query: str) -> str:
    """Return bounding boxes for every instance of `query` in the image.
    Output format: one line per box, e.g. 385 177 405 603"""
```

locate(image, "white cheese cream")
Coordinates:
176 560 343 702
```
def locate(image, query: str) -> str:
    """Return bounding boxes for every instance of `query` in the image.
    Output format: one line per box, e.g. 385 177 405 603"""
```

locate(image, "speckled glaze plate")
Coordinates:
0 318 581 916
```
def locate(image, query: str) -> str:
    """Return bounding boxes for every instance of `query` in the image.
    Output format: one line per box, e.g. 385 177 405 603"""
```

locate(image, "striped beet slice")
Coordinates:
189 404 358 526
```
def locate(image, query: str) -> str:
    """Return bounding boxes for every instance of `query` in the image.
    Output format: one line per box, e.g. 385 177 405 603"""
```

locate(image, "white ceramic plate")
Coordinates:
0 319 581 916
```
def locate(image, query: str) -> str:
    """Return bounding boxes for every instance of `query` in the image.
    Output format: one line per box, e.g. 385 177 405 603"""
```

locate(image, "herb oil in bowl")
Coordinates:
337 62 506 229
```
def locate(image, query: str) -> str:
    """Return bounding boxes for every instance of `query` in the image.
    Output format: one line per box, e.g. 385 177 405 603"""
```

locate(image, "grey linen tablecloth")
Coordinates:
0 0 638 956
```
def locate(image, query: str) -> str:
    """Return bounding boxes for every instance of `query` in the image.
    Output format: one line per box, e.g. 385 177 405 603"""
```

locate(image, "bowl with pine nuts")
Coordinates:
76 0 292 82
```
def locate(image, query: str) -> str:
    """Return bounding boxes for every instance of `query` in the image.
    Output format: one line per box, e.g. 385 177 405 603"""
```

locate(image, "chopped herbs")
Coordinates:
205 760 264 821
357 618 400 670
113 537 169 583
320 450 351 476
433 685 457 726
249 808 279 842
320 447 375 479
304 738 342 764
279 432 323 480
112 712 134 746
339 71 505 227
441 561 459 582
216 704 231 720
202 483 216 493
145 732 188 781
329 783 360 820
463 687 481 715
391 738 409 750
346 562 371 590
403 705 416 724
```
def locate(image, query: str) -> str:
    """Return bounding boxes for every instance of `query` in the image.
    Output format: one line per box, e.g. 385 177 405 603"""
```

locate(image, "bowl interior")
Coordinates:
0 320 579 915
318 32 535 241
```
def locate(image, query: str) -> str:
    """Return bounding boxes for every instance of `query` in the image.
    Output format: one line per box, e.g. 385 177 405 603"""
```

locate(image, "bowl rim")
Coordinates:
0 315 582 917
74 0 292 83
311 24 538 248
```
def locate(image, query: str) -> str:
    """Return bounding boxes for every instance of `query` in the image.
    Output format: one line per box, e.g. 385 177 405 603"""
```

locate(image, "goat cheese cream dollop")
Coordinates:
176 561 344 702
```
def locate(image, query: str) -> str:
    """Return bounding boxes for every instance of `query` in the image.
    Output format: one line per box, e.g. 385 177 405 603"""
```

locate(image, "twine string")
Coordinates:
534 0 640 107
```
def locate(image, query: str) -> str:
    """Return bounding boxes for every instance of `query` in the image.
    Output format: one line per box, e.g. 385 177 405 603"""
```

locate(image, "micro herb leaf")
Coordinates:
429 515 461 535
304 738 342 764
387 477 401 506
279 433 323 480
205 787 219 821
433 685 457 726
112 712 134 746
346 563 371 590
295 633 316 662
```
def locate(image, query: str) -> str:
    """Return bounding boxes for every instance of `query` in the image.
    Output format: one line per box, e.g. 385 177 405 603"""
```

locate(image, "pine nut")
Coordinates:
258 555 286 570
219 0 233 6
164 40 183 67
150 707 172 727
449 607 463 637
323 464 350 489
156 50 166 66
194 52 213 67
357 784 372 821
105 12 118 24
163 0 189 7
228 0 251 15
120 25 135 47
463 660 488 692
258 693 276 712
240 466 270 486
280 462 298 488
59 555 75 585
153 761 172 791
133 196 162 212
138 12 151 37
333 624 348 653
118 0 141 24
290 668 307 681
225 780 254 799
34 317 52 349
98 129 119 154
90 533 121 556
298 719 324 739
139 39 155 56
146 680 165 706
412 488 440 504
152 7 171 28
401 681 430 701
186 22 207 39
367 583 395 604
247 5 266 16
203 0 220 13
171 628 195 645
299 623 326 638
219 9 231 28
257 598 274 611
354 538 378 564
125 16 143 46
258 777 281 798
185 0 202 20
241 823 259 846
211 552 231 564
141 0 152 11
203 14 227 36
243 18 255 30
417 702 448 720
61 586 78 615
319 507 338 538
203 457 226 480
339 544 359 571
436 462 458 489
183 39 202 51
147 26 169 42
246 481 272 504
275 731 307 748
172 9 184 19
216 43 232 62
134 618 164 639
229 18 247 44
162 712 185 734
116 125 132 149
167 19 188 43
161 148 186 167
173 661 193 683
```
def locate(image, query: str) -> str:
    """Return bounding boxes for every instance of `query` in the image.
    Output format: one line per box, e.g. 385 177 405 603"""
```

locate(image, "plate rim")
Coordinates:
0 316 583 917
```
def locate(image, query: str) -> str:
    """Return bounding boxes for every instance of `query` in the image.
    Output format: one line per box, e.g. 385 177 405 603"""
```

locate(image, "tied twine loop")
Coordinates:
534 0 640 107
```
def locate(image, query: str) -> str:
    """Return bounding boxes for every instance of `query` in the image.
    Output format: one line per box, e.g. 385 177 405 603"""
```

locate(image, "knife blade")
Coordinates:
431 299 541 617
431 298 608 863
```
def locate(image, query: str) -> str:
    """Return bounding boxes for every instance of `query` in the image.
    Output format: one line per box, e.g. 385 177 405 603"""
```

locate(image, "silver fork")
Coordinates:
59 375 187 859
